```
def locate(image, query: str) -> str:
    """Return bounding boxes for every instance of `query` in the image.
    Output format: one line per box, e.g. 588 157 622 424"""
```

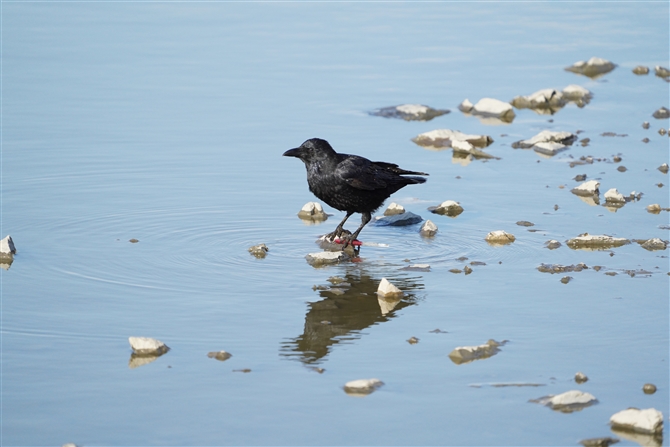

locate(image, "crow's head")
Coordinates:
283 138 336 164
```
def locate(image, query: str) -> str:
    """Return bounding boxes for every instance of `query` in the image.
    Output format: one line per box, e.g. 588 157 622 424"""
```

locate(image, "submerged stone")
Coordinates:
643 383 657 394
537 263 588 274
470 98 516 123
370 104 450 121
530 390 598 413
609 408 664 434
373 211 422 226
428 200 464 217
575 371 589 383
565 57 616 78
533 141 568 156
545 240 562 250
579 437 619 447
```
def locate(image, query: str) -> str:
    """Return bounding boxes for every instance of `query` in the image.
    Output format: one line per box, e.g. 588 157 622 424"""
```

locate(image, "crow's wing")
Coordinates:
336 156 389 191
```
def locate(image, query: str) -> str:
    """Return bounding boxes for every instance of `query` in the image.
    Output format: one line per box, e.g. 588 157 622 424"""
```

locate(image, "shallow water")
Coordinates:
2 2 669 446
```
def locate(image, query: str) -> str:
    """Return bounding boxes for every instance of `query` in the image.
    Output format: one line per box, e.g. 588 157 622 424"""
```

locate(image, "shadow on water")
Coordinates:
280 266 423 365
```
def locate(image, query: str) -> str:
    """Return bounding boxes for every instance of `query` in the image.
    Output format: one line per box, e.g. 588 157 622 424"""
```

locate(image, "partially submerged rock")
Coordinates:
373 211 422 226
646 204 662 214
659 163 669 173
511 88 566 113
655 66 670 79
485 230 516 245
571 180 600 196
0 235 16 256
640 238 667 251
297 202 328 221
565 57 616 78
428 200 464 217
248 243 269 258
419 220 438 237
632 65 650 75
566 233 630 249
377 278 403 297
449 339 505 365
512 130 577 149
533 141 568 156
207 350 232 361
343 378 384 396
609 408 664 434
537 263 588 274
465 98 516 123
579 437 619 447
643 383 657 394
451 139 499 159
411 129 493 149
305 251 350 266
369 104 450 121
562 84 593 107
575 372 589 384
652 106 670 119
128 337 170 355
530 390 598 413
545 240 562 250
383 202 405 216
402 263 431 271
604 188 625 204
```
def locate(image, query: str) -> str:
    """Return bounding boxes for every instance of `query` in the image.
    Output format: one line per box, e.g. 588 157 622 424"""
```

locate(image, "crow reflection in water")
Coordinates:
280 270 422 365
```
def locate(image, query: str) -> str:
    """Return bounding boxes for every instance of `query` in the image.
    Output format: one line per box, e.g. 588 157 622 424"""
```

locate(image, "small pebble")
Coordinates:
642 121 650 129
207 351 232 361
612 155 622 163
560 276 572 284
632 65 649 75
616 165 627 172
659 128 667 136
463 265 473 275
575 371 588 383
407 337 419 344
129 238 139 243
643 383 657 394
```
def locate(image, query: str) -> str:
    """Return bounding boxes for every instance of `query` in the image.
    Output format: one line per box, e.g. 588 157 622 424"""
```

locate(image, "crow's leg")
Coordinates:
325 211 354 241
344 212 371 253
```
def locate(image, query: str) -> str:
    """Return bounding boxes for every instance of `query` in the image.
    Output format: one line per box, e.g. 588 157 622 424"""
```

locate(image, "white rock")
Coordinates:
343 378 384 396
646 203 661 213
458 98 474 113
531 390 597 413
641 238 667 251
533 141 568 156
128 337 170 355
571 180 600 196
562 84 592 100
610 408 663 434
472 98 516 121
396 104 429 115
512 88 564 109
0 235 16 255
565 57 616 77
420 220 438 236
604 188 625 203
377 278 403 297
448 340 503 364
485 230 516 244
451 139 474 152
431 200 464 217
513 130 576 149
298 202 327 220
411 129 493 149
383 202 405 216
305 251 350 266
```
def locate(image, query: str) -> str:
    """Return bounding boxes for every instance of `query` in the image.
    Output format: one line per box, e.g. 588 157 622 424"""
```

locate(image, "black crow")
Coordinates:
283 138 428 248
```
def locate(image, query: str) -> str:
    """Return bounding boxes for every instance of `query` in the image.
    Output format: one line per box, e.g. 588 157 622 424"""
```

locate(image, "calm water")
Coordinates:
2 2 669 446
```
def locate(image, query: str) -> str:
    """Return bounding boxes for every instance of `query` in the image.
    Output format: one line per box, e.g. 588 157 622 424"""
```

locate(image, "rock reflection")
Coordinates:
280 268 422 365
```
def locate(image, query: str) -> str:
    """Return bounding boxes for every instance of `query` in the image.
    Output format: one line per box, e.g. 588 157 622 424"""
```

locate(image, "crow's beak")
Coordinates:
283 147 303 158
